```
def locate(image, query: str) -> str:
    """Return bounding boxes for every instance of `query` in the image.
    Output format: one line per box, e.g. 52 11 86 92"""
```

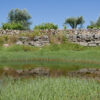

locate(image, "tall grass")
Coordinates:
0 44 100 70
0 77 100 100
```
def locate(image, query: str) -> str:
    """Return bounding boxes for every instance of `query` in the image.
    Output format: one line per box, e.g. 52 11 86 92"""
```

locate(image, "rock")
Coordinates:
19 37 29 41
72 35 77 42
3 44 9 48
30 67 50 76
23 41 29 45
33 36 41 41
88 43 97 46
16 41 23 45
28 41 34 46
67 68 100 80
41 35 49 41
2 67 50 77
79 42 88 46
33 41 42 47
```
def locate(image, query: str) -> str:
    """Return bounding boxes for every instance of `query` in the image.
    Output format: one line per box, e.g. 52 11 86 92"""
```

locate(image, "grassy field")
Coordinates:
0 41 100 100
0 43 100 70
0 77 100 100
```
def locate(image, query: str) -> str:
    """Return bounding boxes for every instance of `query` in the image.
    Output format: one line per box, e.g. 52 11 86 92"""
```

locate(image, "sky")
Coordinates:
0 0 100 29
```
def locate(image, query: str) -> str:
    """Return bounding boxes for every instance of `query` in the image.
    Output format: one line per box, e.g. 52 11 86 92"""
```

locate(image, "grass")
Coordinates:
0 43 100 70
0 35 100 100
0 77 100 100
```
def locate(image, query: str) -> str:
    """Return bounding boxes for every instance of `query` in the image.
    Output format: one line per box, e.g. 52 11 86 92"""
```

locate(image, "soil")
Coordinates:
1 67 100 81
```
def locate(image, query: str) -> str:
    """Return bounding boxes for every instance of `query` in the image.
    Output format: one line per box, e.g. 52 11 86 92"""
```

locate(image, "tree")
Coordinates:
64 16 85 29
2 22 23 30
34 23 58 30
87 16 100 29
8 8 32 30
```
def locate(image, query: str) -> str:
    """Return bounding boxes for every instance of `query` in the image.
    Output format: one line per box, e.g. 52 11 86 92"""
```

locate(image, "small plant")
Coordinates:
8 35 18 45
2 22 23 30
7 8 32 30
49 31 67 44
34 23 58 30
87 16 100 29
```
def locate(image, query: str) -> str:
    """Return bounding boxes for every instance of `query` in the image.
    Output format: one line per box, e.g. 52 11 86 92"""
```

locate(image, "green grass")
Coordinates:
0 43 100 70
0 77 100 100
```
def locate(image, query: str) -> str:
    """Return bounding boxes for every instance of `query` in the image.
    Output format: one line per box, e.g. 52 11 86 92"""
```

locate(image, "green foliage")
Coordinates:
34 23 58 30
0 37 4 46
87 25 100 29
2 22 23 30
87 25 94 29
6 45 39 52
64 16 85 29
8 8 32 30
0 78 100 100
1 44 100 70
87 16 100 29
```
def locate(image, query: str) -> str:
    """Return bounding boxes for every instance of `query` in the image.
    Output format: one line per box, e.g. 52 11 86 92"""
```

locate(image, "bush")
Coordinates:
87 16 100 29
87 25 100 29
2 22 23 30
64 16 85 29
8 8 32 30
87 25 94 29
34 23 58 30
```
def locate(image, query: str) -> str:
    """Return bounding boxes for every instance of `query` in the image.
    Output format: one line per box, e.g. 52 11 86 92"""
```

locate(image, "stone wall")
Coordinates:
1 29 100 46
66 29 100 46
0 29 32 35
16 35 49 47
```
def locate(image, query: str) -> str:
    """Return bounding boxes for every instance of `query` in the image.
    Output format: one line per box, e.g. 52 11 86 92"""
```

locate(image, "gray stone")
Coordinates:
28 41 34 46
33 41 42 47
16 41 23 45
33 36 41 41
88 43 97 46
19 37 29 41
79 42 88 46
41 35 49 41
72 35 77 42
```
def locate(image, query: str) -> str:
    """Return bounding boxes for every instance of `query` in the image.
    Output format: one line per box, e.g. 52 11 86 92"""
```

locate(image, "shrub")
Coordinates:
87 16 100 29
2 22 23 30
64 16 85 29
87 25 94 29
34 23 58 30
49 31 67 44
87 25 100 29
8 8 32 30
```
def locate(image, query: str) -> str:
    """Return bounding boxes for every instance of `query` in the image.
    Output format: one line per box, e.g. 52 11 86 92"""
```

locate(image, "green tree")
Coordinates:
34 23 58 30
64 16 85 29
2 22 23 30
87 16 100 29
8 8 32 30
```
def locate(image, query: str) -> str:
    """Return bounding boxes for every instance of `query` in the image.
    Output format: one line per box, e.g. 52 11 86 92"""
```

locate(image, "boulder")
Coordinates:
16 41 23 45
3 44 9 48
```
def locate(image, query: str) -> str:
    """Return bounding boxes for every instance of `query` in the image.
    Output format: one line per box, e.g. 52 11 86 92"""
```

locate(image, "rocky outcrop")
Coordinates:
67 29 100 46
1 29 100 46
2 67 50 78
16 35 49 47
0 29 32 35
67 68 100 80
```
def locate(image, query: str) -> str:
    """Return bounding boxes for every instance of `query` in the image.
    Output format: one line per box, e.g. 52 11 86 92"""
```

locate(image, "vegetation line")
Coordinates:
1 58 100 65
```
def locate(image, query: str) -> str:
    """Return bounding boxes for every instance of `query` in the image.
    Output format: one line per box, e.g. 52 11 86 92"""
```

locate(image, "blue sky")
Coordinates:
0 0 100 29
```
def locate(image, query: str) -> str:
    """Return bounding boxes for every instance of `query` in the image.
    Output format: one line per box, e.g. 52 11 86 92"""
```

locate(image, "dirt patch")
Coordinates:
67 68 100 80
1 67 50 78
1 67 100 80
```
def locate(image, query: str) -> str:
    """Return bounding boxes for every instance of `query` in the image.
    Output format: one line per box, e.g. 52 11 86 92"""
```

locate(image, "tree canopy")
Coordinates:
34 23 58 30
8 8 32 30
64 16 85 29
87 16 100 29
